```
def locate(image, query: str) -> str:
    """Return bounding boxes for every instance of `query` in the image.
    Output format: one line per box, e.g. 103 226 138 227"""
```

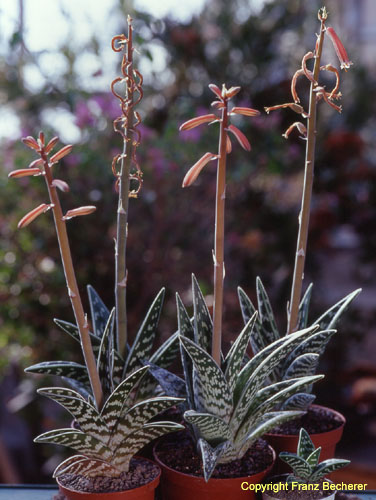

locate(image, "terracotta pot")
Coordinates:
264 405 345 474
153 441 275 500
57 457 161 500
261 475 335 500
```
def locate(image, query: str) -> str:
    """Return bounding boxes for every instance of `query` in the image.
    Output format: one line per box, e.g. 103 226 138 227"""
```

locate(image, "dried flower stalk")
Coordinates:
111 17 143 357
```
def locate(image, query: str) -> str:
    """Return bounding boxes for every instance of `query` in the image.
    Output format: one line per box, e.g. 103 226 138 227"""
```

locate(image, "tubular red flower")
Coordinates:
301 52 316 83
182 152 218 187
50 145 73 164
282 122 307 139
208 84 223 100
227 125 251 151
63 206 97 220
326 27 353 70
265 103 308 117
28 158 44 169
230 107 260 117
211 101 225 109
320 64 340 98
225 86 241 99
21 136 40 151
18 203 52 229
8 168 41 178
179 114 218 132
45 136 59 154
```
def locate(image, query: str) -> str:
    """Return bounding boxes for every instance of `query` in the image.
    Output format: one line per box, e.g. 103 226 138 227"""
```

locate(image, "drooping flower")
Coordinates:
326 27 353 71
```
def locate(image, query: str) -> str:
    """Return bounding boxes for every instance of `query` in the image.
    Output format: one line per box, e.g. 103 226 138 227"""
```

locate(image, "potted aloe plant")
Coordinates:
262 428 350 500
237 7 359 466
8 17 184 499
149 83 333 500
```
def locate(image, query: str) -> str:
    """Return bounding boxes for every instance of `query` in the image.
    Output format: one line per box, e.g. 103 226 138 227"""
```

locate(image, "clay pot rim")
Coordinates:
56 455 161 497
153 438 276 483
265 404 345 438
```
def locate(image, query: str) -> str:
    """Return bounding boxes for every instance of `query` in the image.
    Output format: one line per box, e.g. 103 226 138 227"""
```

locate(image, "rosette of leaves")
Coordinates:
150 275 327 481
237 278 360 410
280 428 350 484
26 286 180 403
35 365 184 478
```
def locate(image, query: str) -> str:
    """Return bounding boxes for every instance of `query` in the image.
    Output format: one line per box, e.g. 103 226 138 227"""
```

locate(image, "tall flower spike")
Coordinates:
179 83 258 364
111 17 144 356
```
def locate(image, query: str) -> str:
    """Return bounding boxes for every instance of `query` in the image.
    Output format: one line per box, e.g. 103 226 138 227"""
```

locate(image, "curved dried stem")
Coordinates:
111 17 144 356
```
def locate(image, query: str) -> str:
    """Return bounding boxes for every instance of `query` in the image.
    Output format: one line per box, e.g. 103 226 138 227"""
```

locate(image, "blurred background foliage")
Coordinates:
0 0 375 483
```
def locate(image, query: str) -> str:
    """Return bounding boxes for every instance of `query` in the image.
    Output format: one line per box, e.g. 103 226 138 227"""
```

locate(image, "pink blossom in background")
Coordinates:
75 100 96 128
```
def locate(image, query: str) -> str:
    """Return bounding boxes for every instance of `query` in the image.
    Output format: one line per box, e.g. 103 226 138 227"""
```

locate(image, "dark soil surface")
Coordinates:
336 494 361 499
264 479 330 499
57 457 159 493
269 406 343 435
155 430 273 478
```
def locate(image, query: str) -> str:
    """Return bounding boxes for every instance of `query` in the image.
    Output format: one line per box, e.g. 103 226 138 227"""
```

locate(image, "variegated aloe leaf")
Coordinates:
87 285 111 340
192 274 212 352
198 438 229 482
224 312 257 392
238 287 264 355
111 349 124 387
279 453 312 480
184 410 231 444
145 363 187 399
297 284 313 330
283 353 319 380
310 459 350 481
100 366 149 430
110 396 184 447
232 326 319 427
283 329 336 371
313 288 361 331
53 455 121 478
124 288 165 375
180 336 232 421
177 293 195 410
306 447 321 468
37 387 110 443
281 393 316 410
25 361 90 387
97 308 115 398
256 277 280 345
34 429 112 461
237 410 303 458
53 319 101 355
298 428 316 459
111 421 184 470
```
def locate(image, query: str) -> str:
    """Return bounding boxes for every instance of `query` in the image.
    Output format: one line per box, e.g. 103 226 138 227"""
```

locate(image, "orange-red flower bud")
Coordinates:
8 168 42 178
227 125 251 151
326 27 353 70
21 136 40 151
50 145 73 164
179 114 217 132
51 179 70 192
63 206 96 220
182 152 218 188
45 136 59 154
282 122 307 139
224 86 241 99
230 107 260 117
18 203 52 229
28 158 44 169
208 84 223 100
226 136 232 154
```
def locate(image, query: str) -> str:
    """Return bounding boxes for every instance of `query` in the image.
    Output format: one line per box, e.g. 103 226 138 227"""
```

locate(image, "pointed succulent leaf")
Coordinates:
224 312 257 391
110 397 184 447
314 289 361 330
298 284 313 330
37 387 109 442
310 459 350 481
180 336 232 421
238 287 264 354
281 393 316 411
233 326 319 426
97 309 115 397
125 288 165 374
279 453 312 480
245 378 302 415
100 366 149 430
111 422 184 470
53 455 121 478
149 331 180 368
111 349 124 387
176 293 195 409
25 361 90 386
62 377 91 400
298 428 316 459
54 319 101 354
87 285 111 340
306 447 321 469
284 353 320 380
34 429 112 461
198 438 229 482
184 410 231 444
146 363 187 398
192 275 212 352
238 411 303 457
284 330 336 370
256 277 280 344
